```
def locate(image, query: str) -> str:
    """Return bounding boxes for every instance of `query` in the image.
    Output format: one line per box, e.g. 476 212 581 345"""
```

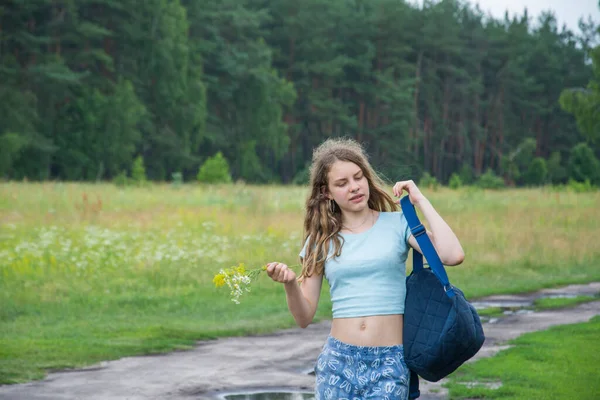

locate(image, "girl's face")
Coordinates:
326 160 370 213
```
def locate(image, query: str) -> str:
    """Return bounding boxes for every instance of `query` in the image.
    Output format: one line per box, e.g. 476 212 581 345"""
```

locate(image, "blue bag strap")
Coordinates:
400 196 455 298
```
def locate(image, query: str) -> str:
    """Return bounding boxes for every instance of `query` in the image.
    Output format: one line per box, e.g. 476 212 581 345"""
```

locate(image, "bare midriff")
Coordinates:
330 314 404 347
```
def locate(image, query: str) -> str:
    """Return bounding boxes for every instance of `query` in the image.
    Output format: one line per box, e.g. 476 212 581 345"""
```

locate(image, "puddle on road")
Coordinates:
471 292 600 323
471 292 590 322
223 392 314 400
472 293 581 309
472 300 531 309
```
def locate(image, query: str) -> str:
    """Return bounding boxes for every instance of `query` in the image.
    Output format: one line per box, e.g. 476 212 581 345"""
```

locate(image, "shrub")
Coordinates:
524 157 548 186
449 173 463 189
131 156 147 185
458 163 474 185
567 179 596 193
419 172 439 190
292 165 309 185
197 152 232 184
568 143 600 184
475 169 505 189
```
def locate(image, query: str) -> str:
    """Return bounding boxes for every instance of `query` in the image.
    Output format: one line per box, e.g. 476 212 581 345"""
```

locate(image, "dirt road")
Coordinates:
1 283 599 400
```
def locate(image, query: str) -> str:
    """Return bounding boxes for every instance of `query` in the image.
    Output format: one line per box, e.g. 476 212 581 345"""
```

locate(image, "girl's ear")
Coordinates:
320 185 331 199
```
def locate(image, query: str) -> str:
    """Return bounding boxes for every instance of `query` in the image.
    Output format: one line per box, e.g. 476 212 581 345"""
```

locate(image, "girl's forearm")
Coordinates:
414 198 465 265
283 281 315 328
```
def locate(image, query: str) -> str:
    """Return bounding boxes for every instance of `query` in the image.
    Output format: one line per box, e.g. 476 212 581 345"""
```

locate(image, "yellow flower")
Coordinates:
236 264 246 274
213 273 226 288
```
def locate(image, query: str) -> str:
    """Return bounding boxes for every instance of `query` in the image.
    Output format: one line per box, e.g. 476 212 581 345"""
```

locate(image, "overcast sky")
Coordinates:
411 0 599 34
475 0 598 32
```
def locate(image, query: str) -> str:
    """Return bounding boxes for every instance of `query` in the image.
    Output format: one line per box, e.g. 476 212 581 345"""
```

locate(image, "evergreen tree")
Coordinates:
0 0 596 184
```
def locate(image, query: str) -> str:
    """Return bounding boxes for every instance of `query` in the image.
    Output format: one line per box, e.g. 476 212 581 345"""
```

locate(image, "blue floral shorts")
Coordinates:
314 336 409 400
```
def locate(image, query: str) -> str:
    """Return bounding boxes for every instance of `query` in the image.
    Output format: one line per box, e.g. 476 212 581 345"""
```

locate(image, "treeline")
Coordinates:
0 0 599 185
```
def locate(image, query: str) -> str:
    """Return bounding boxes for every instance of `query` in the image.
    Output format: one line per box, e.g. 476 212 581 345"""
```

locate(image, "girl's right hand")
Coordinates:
265 262 297 284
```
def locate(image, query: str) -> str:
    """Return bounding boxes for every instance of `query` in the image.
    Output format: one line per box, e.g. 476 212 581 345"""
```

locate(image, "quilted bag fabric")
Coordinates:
404 267 485 381
400 196 485 398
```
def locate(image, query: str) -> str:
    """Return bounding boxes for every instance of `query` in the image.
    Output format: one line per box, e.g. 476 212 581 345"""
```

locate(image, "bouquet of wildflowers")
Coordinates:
213 262 299 304
212 263 266 304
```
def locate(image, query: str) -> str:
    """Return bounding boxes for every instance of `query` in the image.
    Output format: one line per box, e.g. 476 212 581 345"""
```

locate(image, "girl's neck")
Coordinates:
341 208 376 233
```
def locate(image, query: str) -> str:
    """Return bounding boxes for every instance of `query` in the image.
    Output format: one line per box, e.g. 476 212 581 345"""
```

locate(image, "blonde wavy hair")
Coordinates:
299 138 398 280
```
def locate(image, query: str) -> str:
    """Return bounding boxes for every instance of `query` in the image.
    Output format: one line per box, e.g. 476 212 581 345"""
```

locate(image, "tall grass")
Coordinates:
1 182 599 384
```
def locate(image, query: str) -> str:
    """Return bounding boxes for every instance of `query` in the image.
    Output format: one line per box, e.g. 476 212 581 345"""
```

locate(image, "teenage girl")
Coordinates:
266 138 464 400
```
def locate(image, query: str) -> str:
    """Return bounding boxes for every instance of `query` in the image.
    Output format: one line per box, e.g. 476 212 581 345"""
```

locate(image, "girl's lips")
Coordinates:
350 194 364 203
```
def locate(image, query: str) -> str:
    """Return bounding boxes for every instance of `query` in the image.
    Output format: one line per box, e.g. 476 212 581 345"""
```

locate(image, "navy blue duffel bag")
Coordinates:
400 196 485 399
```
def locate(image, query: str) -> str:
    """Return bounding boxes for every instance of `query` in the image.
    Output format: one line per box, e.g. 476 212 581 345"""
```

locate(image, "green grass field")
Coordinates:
1 182 600 385
447 316 600 399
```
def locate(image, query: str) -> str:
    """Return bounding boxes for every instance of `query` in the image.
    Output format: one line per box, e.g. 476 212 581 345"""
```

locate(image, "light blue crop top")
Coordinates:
299 211 412 318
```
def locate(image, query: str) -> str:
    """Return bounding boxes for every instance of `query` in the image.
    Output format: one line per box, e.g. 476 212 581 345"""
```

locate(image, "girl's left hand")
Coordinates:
393 180 427 205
